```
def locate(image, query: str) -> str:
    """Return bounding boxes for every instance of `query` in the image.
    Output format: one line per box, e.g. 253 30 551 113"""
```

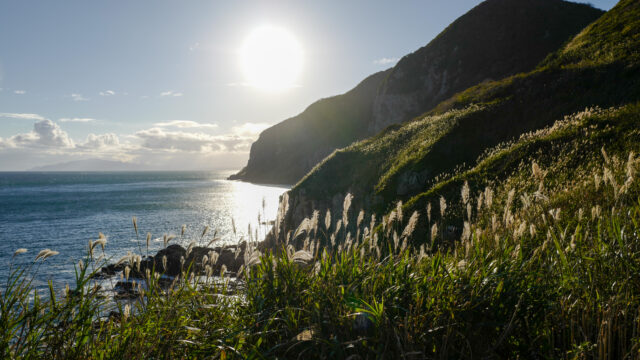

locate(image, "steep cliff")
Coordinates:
369 0 603 133
231 0 602 185
228 70 389 185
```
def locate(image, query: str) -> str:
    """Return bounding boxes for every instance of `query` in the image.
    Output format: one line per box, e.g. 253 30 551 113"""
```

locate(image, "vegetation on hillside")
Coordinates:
2 104 639 357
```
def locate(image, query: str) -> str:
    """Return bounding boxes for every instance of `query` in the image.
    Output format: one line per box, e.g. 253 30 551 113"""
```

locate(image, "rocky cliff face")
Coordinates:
228 70 390 185
370 0 603 134
231 0 602 187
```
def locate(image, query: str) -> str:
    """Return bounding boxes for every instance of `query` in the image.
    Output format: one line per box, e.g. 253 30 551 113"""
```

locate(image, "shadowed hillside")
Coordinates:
231 0 602 185
274 0 639 242
229 70 389 185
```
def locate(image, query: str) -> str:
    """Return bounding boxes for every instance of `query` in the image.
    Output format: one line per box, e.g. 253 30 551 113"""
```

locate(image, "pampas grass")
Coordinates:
2 141 639 359
34 249 59 261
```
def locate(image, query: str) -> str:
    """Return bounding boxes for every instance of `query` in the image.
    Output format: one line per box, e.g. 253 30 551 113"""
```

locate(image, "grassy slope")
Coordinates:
403 102 640 242
4 104 639 359
237 107 640 358
291 0 640 226
398 0 640 235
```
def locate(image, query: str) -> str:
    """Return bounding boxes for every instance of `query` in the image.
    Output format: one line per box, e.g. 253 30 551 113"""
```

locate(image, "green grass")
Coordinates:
541 0 640 68
400 102 640 240
2 138 640 358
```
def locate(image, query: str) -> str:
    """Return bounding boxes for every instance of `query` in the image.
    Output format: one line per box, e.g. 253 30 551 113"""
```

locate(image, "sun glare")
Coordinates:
240 25 303 92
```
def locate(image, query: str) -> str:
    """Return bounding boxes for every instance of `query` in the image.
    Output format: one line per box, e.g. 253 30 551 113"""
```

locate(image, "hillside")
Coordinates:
7 1 640 358
274 0 640 243
229 70 389 185
230 0 602 185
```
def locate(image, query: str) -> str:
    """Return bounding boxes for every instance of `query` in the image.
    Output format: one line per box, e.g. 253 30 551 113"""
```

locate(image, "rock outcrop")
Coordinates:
96 242 247 280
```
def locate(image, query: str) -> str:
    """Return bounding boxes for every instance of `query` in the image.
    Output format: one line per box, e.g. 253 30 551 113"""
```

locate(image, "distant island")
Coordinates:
28 159 148 172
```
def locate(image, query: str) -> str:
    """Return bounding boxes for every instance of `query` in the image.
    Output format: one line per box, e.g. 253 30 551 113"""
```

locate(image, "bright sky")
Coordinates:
0 0 616 171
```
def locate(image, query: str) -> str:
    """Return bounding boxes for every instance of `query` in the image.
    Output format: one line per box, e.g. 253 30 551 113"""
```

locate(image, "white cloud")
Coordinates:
0 114 268 170
6 119 74 148
189 42 200 51
134 121 265 154
135 128 222 152
0 113 46 121
373 57 399 66
14 90 26 95
99 90 115 96
78 133 120 149
70 93 89 101
160 91 183 97
231 122 270 137
59 117 96 123
153 120 218 129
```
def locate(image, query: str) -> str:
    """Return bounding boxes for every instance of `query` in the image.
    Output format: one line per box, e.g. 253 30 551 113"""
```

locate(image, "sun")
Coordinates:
240 25 303 92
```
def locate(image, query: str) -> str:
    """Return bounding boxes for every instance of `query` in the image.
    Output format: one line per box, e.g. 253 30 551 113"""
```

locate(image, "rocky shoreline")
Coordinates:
94 242 249 299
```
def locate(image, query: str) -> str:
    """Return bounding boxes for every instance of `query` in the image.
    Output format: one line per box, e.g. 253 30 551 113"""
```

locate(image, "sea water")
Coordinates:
0 171 287 291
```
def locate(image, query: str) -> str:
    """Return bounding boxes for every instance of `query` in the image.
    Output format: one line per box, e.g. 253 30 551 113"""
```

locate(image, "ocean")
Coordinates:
0 171 287 291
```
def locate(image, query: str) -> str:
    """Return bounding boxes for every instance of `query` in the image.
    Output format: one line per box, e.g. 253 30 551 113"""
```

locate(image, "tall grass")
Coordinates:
1 146 639 358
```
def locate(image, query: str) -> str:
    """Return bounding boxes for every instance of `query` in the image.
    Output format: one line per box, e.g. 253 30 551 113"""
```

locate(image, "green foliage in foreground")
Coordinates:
2 126 640 358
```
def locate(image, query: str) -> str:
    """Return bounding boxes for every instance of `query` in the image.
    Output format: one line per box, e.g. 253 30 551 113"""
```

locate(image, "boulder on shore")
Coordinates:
97 242 248 279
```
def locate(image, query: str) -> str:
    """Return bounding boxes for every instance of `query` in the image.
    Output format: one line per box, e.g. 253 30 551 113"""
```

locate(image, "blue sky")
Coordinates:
0 0 616 170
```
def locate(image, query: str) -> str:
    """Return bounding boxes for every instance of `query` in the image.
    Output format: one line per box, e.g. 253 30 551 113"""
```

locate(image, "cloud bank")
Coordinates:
59 118 96 123
0 115 270 170
0 113 46 121
1 119 74 149
153 120 218 129
159 91 183 97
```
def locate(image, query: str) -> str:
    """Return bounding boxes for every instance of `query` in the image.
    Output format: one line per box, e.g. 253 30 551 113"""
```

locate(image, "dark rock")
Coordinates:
114 281 141 300
92 262 126 279
101 242 247 281
97 243 251 299
108 311 122 321
152 244 187 276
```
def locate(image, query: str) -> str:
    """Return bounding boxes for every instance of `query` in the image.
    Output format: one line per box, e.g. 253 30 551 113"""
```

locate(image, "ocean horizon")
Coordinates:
0 171 287 291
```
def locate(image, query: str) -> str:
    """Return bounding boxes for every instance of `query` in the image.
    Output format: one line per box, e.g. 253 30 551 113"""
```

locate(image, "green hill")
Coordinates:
230 0 602 185
278 0 640 242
